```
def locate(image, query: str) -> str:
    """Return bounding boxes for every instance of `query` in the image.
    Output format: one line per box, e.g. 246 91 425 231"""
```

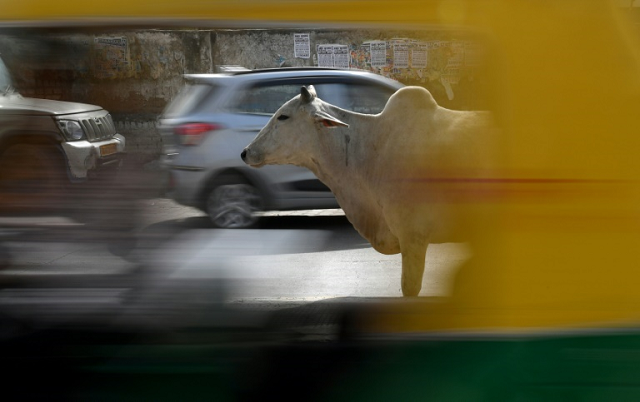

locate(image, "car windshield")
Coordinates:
0 56 14 95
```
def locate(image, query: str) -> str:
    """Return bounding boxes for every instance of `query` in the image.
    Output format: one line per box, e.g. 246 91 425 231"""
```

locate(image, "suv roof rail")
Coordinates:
183 67 391 84
227 67 343 75
215 65 252 73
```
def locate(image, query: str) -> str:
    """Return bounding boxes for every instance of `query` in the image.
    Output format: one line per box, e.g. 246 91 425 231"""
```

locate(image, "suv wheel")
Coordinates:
205 176 263 228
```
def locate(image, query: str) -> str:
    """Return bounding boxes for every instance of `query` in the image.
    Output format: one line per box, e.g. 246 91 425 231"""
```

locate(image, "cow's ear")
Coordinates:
301 85 317 103
314 111 349 128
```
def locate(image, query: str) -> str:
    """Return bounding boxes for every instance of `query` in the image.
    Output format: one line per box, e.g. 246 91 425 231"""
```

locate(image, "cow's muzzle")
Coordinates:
241 147 264 167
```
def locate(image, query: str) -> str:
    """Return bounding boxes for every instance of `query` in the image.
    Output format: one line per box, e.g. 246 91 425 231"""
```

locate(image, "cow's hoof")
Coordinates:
401 288 421 297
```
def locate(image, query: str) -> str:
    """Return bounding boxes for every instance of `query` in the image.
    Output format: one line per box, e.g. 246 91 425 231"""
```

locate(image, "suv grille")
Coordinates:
79 114 116 142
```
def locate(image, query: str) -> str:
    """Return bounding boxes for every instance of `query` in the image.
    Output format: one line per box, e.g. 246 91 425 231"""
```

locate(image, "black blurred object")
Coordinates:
0 154 164 265
0 268 370 401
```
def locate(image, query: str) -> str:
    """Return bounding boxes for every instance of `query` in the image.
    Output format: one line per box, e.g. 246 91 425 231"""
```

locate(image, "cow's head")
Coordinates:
241 85 348 168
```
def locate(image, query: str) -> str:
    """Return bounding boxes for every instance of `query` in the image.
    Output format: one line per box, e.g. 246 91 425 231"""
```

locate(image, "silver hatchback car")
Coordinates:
158 67 404 228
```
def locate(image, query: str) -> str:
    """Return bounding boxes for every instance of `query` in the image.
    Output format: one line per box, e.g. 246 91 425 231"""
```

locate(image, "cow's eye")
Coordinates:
277 115 289 121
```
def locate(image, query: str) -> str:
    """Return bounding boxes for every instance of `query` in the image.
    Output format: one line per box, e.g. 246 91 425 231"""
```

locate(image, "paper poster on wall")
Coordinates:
333 45 349 69
370 41 387 67
317 44 334 67
463 41 481 67
294 33 310 59
447 42 465 69
393 43 409 68
411 43 428 68
93 37 128 78
432 40 446 48
443 41 464 85
317 44 350 69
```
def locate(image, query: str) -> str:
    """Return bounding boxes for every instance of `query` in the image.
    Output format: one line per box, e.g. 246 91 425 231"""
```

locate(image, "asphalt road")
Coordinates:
0 196 472 341
0 197 474 370
0 198 471 301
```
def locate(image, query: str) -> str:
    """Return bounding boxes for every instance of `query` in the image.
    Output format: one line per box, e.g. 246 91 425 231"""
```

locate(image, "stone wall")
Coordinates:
0 28 491 164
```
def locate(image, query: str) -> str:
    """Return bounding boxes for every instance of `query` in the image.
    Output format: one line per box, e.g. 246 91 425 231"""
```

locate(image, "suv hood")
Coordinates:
0 94 103 116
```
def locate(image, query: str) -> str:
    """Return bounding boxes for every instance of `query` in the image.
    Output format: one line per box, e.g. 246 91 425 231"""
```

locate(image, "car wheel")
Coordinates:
205 177 263 228
0 143 67 213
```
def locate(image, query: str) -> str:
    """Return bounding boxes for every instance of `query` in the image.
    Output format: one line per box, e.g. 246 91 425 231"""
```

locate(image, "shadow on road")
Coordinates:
137 214 372 254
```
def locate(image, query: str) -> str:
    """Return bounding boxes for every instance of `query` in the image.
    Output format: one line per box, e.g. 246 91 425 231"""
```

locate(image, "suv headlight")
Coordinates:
58 120 86 141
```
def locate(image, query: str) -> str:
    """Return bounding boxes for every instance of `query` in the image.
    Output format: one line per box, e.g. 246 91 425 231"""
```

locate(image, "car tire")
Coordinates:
0 142 68 213
205 175 263 229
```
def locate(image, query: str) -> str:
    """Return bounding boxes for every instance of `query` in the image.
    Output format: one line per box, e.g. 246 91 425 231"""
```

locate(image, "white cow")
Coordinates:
241 85 495 296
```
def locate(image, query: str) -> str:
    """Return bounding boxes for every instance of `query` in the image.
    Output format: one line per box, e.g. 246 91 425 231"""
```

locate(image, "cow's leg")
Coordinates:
400 241 428 297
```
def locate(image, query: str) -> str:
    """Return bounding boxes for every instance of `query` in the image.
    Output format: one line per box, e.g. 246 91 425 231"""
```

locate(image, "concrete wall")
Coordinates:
0 28 491 164
212 29 491 110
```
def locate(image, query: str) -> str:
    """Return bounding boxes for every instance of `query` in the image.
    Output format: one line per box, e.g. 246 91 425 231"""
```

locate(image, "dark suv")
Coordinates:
0 55 126 214
158 67 403 228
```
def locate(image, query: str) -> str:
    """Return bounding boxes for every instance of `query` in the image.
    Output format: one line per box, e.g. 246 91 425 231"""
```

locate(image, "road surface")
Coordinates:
0 198 471 301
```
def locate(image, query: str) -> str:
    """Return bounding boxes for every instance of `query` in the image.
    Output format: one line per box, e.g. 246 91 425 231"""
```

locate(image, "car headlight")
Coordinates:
58 120 86 141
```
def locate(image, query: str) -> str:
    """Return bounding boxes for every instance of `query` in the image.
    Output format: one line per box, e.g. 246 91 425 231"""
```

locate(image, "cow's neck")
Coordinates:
303 109 392 248
306 108 376 184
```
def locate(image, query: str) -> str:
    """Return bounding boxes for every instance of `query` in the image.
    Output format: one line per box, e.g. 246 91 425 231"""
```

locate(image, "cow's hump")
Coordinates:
381 86 438 117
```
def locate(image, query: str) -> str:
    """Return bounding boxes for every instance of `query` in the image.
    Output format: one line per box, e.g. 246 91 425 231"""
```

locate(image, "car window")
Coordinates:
229 80 397 116
231 84 302 115
334 83 396 114
313 83 349 109
163 83 216 118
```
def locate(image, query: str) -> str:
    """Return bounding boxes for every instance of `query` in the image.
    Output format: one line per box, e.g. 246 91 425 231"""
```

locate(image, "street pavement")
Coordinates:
0 197 472 345
0 198 471 300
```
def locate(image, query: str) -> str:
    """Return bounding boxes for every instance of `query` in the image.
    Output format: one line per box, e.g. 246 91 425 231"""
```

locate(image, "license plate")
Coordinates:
99 143 118 157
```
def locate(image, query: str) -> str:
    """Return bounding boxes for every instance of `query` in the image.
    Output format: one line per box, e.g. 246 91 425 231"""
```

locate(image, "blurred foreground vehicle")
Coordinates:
0 51 137 260
159 67 403 228
0 53 126 215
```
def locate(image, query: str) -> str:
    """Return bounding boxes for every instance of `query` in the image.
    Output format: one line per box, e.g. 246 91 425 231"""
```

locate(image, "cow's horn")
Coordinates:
301 85 317 103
